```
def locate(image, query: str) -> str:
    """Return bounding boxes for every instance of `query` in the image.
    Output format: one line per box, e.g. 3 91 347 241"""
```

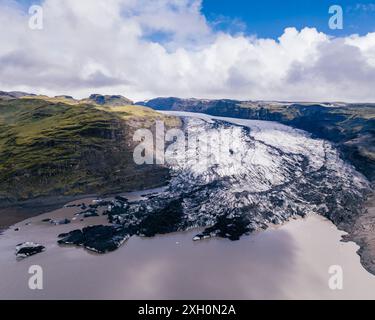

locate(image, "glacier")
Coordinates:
59 112 371 252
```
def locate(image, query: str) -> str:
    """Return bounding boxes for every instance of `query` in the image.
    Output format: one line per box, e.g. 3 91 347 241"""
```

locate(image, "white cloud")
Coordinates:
0 0 375 102
350 3 375 12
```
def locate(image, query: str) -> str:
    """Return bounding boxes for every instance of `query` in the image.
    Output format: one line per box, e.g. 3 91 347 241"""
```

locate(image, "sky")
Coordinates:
202 0 375 38
1 0 375 102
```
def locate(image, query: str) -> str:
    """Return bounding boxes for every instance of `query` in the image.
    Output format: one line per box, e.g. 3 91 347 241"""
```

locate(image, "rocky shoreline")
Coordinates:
1 211 374 299
0 183 169 231
344 193 375 275
0 194 99 231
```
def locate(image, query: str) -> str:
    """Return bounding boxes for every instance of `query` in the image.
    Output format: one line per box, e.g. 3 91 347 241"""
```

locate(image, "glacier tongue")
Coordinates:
108 113 370 242
60 113 371 252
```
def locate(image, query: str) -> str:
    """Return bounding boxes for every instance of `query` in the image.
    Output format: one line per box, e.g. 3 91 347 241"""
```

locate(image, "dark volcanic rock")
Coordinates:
82 209 99 218
137 199 184 237
58 230 84 245
15 242 45 259
64 204 81 208
194 216 257 241
51 218 71 225
58 225 130 253
115 196 128 202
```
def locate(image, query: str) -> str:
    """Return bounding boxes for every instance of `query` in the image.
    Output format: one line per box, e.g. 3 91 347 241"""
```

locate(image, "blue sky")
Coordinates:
16 0 375 38
203 0 375 37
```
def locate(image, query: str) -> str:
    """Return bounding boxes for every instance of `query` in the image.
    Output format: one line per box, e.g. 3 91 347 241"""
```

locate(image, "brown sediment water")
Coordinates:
0 195 374 300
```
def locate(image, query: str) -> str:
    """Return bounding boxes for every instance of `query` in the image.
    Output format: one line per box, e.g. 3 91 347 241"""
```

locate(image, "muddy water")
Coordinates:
0 197 374 300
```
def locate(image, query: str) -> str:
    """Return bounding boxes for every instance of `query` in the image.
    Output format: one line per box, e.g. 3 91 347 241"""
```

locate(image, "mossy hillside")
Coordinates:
97 105 181 128
0 99 180 202
20 93 135 107
20 95 80 105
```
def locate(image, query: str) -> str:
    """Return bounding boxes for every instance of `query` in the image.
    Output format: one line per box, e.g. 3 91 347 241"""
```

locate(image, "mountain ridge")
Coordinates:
0 91 134 106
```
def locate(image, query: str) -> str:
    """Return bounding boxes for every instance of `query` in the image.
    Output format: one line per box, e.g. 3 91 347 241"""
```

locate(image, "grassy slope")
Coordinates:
0 98 180 203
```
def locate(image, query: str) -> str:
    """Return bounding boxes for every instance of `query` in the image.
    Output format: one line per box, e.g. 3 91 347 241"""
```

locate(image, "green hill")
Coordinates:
0 97 180 204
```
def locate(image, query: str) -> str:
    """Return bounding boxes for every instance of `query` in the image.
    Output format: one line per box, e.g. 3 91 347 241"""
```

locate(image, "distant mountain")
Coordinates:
82 94 134 106
139 98 375 182
0 91 134 106
0 91 35 100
